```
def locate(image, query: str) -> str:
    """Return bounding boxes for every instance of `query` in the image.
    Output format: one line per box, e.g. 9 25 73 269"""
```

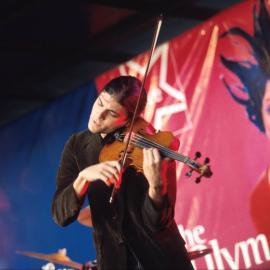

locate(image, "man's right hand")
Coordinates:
80 160 121 186
73 161 121 198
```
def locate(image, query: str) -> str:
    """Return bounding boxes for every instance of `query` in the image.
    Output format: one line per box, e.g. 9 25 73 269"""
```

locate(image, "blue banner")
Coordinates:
0 81 97 269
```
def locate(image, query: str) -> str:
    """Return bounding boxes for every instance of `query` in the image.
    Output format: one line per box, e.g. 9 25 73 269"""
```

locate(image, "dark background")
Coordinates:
0 0 241 128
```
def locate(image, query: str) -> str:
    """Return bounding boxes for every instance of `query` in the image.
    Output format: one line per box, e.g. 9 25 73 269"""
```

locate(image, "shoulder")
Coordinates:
65 129 100 151
73 129 94 141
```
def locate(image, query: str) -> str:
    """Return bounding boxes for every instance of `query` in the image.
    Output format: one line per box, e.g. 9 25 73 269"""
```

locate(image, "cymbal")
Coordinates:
16 250 82 269
188 248 212 260
77 206 92 227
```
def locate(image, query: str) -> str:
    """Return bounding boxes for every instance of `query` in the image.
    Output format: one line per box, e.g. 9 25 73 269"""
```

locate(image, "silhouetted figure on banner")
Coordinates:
52 76 194 270
220 0 270 245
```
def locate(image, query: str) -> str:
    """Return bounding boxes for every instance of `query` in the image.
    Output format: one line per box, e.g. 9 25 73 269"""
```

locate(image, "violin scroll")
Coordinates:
185 152 213 183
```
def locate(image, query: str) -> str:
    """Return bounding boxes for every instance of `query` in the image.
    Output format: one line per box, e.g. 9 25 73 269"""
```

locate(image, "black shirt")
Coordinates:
52 129 194 270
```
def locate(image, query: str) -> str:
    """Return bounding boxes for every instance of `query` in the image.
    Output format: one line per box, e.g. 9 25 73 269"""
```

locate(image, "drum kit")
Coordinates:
17 206 212 269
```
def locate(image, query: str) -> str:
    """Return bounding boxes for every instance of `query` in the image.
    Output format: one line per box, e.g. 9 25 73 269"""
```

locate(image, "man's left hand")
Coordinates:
143 148 167 206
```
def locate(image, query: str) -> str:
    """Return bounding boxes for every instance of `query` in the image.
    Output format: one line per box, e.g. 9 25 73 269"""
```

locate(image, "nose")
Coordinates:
96 109 106 121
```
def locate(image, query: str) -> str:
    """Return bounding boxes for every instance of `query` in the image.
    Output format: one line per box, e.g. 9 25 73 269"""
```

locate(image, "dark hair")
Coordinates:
102 75 147 119
220 0 270 133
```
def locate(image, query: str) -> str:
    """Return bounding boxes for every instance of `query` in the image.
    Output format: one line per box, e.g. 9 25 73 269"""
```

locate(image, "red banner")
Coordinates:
96 1 270 268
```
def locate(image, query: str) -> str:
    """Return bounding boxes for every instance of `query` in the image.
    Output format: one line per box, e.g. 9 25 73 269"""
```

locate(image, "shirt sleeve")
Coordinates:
52 135 84 226
142 160 176 232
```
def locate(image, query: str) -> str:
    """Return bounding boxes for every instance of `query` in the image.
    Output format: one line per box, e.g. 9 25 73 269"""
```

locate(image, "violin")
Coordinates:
99 117 212 183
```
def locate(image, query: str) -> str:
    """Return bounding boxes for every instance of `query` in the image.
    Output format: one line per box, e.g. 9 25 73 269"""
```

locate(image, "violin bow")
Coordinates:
110 14 163 203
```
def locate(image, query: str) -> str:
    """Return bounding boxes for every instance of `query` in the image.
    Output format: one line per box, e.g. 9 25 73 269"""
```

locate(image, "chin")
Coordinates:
90 127 100 134
88 123 98 134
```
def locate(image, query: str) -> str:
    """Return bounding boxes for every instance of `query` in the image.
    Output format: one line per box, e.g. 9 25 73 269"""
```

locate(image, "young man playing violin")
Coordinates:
52 76 194 270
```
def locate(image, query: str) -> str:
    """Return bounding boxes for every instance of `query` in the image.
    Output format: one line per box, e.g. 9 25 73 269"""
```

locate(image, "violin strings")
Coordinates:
131 135 200 170
118 133 201 171
119 133 177 158
119 133 166 152
119 133 189 163
134 135 187 162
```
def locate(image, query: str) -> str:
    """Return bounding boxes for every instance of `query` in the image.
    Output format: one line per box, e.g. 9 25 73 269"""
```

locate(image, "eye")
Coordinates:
109 111 118 117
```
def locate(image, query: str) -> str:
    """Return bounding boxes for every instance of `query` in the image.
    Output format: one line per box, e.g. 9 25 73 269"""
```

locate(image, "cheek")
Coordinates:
114 117 127 126
262 105 270 139
89 103 98 119
265 119 270 139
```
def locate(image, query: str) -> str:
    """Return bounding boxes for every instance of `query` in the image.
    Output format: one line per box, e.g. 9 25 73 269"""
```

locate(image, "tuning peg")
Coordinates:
195 176 202 184
195 151 201 159
204 157 210 164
